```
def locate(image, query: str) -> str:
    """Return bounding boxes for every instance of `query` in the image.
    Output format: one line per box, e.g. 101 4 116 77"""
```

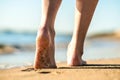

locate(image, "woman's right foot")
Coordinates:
34 27 56 69
67 42 86 66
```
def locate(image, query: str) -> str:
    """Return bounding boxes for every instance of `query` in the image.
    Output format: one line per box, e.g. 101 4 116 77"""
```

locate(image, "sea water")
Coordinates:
0 32 120 69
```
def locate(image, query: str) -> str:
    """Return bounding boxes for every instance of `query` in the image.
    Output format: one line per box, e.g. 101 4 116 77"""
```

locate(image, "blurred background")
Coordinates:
0 0 120 69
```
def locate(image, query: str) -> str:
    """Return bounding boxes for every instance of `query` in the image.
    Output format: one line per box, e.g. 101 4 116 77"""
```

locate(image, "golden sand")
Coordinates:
0 58 120 80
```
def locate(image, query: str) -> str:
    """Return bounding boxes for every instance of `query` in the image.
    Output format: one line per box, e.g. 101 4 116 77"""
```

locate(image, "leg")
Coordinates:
34 0 62 69
67 0 98 66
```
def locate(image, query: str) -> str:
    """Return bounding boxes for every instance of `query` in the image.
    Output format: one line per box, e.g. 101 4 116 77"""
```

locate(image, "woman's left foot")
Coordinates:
34 27 56 69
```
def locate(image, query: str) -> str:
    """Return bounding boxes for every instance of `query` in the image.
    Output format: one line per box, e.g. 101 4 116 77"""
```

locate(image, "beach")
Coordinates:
1 0 120 79
0 58 120 80
0 31 120 80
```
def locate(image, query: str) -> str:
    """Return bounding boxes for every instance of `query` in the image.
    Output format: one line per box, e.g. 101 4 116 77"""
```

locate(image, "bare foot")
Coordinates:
34 27 56 69
67 42 86 66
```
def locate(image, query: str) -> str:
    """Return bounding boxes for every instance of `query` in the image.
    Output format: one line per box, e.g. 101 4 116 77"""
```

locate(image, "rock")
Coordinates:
0 45 15 54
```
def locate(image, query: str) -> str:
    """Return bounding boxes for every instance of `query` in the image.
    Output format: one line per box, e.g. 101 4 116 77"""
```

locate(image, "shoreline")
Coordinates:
0 57 120 70
0 58 120 80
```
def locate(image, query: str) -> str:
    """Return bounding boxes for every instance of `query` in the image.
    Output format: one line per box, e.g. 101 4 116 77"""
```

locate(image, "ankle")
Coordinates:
38 26 55 36
68 41 83 58
38 26 48 33
69 41 83 51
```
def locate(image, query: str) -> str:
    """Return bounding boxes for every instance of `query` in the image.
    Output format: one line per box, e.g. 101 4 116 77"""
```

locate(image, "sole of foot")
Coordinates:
34 27 56 69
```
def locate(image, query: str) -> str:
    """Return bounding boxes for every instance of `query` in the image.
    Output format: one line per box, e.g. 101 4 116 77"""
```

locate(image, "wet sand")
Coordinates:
0 58 120 80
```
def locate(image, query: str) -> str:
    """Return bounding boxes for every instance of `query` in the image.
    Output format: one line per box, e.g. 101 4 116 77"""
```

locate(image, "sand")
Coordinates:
0 58 120 80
